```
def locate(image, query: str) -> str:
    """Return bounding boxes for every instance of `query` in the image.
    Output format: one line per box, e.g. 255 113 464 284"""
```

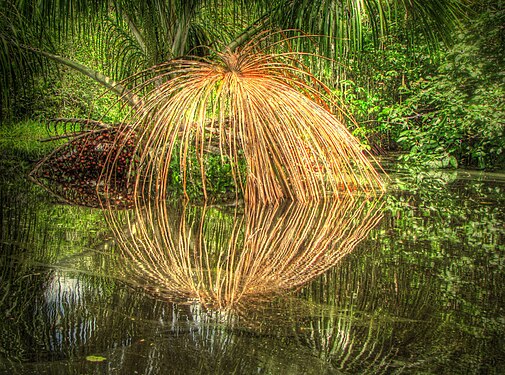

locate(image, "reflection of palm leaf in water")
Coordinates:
292 249 442 375
106 36 384 204
108 195 383 310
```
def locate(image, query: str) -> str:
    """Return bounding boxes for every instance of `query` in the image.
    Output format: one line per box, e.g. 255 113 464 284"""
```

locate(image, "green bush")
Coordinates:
389 5 505 169
339 2 504 170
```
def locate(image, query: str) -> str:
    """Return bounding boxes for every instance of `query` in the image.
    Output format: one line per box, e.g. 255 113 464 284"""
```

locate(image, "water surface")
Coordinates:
1 165 504 374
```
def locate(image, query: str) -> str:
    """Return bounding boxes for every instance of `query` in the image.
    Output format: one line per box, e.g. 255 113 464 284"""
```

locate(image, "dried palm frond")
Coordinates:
105 35 385 204
108 194 384 311
29 125 135 208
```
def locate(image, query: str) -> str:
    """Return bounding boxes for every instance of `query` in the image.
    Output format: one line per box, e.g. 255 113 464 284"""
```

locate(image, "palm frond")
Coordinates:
95 15 149 81
397 0 469 47
266 0 468 55
0 3 54 117
108 37 385 204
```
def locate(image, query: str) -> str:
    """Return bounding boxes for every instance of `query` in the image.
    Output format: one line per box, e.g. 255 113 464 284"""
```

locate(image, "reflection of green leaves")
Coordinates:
1 156 504 373
296 166 505 372
86 355 107 362
380 167 505 347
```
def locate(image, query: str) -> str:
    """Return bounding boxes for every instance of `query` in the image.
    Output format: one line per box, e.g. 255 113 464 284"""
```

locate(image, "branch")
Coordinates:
20 44 142 108
50 118 111 127
226 14 270 52
124 14 147 54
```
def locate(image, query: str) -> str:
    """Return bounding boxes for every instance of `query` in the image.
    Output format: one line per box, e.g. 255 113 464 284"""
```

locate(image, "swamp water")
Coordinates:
1 165 504 374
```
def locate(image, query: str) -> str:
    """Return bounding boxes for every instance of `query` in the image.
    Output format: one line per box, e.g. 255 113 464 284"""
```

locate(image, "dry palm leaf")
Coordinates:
107 37 385 204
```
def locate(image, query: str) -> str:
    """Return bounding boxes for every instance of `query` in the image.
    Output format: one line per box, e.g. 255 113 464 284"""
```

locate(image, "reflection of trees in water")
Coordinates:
108 196 384 311
294 253 441 374
295 184 505 374
4 170 504 374
0 175 137 367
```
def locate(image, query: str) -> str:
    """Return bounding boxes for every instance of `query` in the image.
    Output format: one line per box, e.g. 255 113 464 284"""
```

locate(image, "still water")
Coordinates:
1 165 504 374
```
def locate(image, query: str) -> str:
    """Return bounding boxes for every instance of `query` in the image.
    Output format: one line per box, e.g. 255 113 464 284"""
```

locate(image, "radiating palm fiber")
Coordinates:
111 38 385 204
108 195 383 311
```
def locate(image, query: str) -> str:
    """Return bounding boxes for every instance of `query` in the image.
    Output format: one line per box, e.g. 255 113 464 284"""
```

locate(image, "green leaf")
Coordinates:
449 156 458 168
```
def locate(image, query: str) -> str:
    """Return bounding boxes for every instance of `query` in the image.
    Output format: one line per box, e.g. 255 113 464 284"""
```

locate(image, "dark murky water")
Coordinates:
1 165 504 374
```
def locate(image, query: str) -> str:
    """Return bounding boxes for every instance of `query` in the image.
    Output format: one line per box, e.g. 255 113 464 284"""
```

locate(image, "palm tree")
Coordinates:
104 40 387 202
1 0 468 116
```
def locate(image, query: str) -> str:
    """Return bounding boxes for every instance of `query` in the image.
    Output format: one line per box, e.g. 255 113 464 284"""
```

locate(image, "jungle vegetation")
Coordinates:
0 0 503 200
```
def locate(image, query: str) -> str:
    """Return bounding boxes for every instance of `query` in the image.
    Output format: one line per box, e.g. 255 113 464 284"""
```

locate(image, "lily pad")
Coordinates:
86 355 107 362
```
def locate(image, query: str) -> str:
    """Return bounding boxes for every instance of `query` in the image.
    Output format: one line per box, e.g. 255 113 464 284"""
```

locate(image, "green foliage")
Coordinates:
390 30 505 169
168 146 246 201
0 120 64 162
204 154 246 198
339 2 504 170
9 36 128 122
333 31 435 153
